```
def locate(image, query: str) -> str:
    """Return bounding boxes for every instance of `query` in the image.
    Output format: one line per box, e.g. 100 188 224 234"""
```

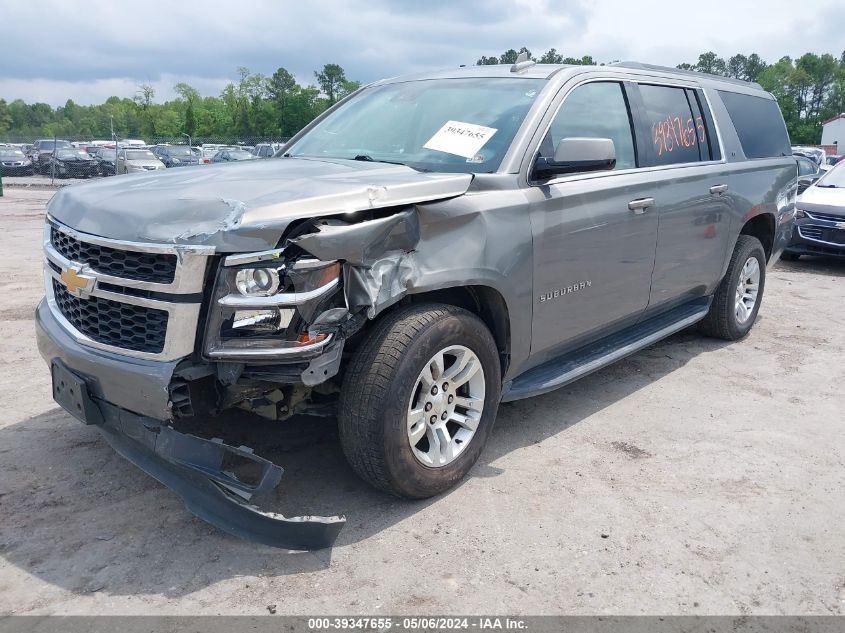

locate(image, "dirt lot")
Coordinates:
0 187 843 616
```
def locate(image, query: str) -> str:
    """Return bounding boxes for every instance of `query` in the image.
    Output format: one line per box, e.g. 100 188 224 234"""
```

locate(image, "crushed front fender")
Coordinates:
96 399 345 550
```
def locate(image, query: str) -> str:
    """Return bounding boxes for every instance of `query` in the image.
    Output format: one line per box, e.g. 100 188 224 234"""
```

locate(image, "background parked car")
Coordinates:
783 161 845 260
93 148 117 175
0 147 35 175
116 148 166 174
792 145 827 167
48 148 99 178
151 145 201 167
199 146 221 164
252 143 282 158
211 148 256 163
796 153 826 194
29 139 73 173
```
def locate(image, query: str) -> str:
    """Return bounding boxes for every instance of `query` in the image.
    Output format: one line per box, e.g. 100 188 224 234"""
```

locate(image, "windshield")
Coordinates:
0 150 25 158
125 150 156 160
228 150 254 159
56 149 91 159
99 149 116 160
168 146 196 157
38 140 71 150
815 162 845 188
287 77 546 173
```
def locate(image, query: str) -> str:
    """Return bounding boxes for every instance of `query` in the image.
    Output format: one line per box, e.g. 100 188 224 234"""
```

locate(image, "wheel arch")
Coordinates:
739 212 776 261
405 285 511 377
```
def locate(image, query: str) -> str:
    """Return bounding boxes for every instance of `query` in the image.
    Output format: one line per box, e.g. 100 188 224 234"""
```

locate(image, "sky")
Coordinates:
1 0 842 106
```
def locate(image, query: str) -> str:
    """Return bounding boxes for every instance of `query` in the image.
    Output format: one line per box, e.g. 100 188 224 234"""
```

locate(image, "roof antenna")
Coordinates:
510 52 536 73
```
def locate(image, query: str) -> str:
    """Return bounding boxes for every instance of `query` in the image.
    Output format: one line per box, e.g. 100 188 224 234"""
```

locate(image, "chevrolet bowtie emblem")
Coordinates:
60 266 95 297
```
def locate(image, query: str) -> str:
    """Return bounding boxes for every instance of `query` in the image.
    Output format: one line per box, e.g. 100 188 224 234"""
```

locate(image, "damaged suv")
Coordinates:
36 59 796 550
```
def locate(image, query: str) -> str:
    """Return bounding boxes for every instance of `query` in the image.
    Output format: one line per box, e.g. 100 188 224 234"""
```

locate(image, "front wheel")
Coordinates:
338 303 501 498
700 235 766 340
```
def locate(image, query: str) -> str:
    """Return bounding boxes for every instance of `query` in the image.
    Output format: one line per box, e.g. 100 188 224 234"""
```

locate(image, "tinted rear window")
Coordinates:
639 84 707 165
718 91 790 159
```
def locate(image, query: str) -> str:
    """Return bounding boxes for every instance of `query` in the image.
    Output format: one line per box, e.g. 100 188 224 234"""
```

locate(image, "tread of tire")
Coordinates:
338 303 472 495
700 234 763 340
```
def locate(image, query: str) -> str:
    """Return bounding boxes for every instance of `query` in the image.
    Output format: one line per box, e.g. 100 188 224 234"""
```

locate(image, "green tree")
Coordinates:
0 99 12 135
539 48 564 64
315 63 347 104
475 55 499 65
184 100 197 136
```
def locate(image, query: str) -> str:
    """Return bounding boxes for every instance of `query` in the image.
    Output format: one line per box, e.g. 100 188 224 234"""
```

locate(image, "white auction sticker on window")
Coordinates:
423 121 498 159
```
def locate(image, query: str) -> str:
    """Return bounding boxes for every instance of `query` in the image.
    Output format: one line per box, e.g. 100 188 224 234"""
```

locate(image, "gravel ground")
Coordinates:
1 174 93 188
0 187 843 616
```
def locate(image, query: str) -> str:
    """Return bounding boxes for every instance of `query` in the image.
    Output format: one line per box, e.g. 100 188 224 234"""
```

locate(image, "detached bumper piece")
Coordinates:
54 362 345 549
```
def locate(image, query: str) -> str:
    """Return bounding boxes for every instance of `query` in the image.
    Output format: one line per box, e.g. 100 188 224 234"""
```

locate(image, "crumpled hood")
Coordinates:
798 185 845 217
47 157 472 252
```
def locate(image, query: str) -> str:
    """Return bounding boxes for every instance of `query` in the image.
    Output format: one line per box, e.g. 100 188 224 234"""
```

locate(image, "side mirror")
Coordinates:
533 137 616 180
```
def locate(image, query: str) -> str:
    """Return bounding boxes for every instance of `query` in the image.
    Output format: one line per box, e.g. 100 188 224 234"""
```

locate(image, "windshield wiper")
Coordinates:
352 154 406 166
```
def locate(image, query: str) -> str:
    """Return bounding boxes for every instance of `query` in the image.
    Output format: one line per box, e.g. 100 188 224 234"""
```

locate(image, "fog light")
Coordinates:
235 267 280 296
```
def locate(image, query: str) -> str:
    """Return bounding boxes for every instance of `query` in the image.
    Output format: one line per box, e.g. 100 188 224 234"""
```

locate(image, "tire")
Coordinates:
780 250 800 262
338 303 501 499
700 235 766 340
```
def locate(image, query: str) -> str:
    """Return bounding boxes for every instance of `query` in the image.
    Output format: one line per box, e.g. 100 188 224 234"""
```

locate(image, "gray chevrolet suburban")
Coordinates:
36 59 796 549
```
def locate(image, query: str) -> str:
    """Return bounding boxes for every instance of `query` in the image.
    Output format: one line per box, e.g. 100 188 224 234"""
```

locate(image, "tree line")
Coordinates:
0 63 360 142
477 48 845 144
1 50 843 145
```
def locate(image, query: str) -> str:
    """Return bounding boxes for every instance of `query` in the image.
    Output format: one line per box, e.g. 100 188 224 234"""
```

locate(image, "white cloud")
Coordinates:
0 0 841 106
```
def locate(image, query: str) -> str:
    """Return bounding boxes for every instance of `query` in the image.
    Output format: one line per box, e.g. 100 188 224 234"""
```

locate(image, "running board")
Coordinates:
501 298 711 402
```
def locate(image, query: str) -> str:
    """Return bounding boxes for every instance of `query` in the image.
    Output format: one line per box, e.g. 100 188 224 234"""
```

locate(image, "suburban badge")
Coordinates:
539 280 592 303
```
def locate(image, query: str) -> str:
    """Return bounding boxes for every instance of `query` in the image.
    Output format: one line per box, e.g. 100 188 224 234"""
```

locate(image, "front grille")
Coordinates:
52 278 168 353
799 226 824 239
51 227 177 283
799 225 845 245
805 210 845 223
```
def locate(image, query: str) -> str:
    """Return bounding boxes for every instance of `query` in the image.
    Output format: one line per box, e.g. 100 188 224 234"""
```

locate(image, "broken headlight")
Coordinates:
204 253 342 359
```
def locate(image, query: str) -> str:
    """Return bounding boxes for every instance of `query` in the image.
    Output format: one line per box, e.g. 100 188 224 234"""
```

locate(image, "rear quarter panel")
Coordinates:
705 86 797 273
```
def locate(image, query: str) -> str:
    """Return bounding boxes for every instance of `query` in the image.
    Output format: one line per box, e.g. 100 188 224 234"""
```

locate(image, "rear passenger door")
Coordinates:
629 83 732 312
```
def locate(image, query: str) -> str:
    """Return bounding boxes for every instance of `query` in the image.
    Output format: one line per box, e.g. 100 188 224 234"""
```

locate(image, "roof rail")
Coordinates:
611 61 762 89
511 52 537 74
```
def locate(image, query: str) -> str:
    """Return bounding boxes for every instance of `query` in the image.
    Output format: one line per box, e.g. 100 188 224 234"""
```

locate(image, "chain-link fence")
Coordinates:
0 135 293 182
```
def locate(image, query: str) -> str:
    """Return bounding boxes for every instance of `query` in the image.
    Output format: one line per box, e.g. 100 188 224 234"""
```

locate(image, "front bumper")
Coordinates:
57 162 99 177
1 163 34 176
785 218 845 258
36 299 346 549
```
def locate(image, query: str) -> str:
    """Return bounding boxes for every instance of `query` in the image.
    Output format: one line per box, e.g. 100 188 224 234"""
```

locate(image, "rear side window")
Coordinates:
718 91 790 159
796 156 817 176
639 84 709 165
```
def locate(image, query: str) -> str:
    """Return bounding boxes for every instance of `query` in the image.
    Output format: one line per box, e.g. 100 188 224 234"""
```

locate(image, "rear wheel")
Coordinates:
700 235 766 340
338 303 501 498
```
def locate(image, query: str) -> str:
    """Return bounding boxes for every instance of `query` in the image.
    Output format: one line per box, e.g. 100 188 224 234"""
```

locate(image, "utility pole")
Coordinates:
181 132 192 164
111 116 117 175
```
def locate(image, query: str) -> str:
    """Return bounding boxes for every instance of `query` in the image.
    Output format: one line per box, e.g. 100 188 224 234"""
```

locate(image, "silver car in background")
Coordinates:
116 148 166 174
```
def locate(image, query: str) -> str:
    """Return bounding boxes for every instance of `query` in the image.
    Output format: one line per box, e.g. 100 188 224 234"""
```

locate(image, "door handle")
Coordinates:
709 184 728 195
628 197 655 214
